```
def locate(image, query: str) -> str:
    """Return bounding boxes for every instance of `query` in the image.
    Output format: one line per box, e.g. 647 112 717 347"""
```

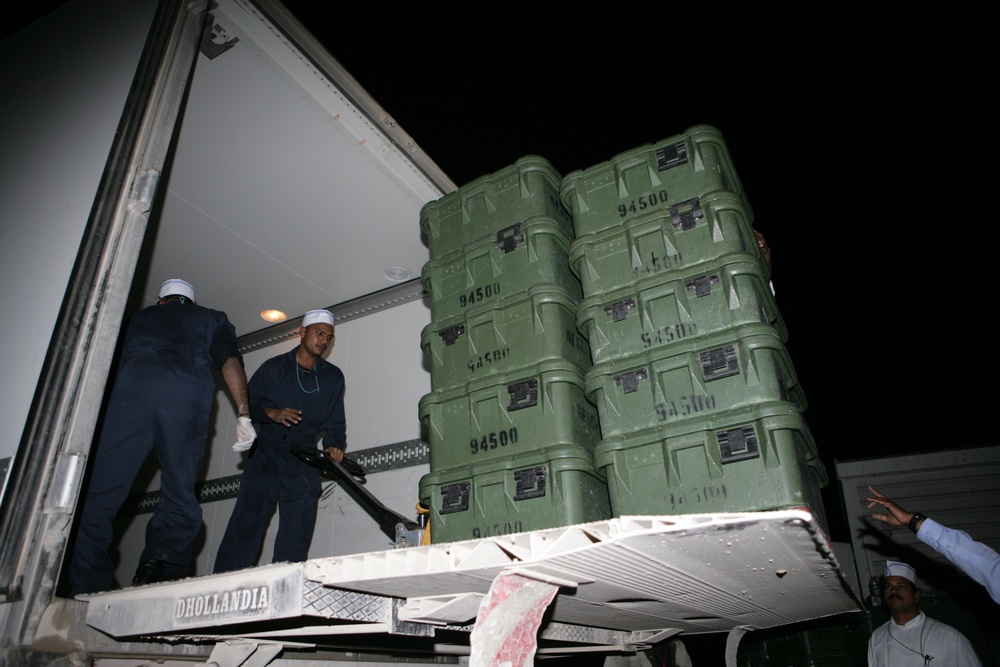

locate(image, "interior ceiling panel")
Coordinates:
139 0 450 336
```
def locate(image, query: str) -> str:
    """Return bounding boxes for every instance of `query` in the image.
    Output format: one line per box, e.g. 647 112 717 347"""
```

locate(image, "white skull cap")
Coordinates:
159 278 195 302
883 560 917 585
302 309 335 328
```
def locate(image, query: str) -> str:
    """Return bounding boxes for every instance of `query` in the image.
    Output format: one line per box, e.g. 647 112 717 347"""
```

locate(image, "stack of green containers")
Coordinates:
418 156 611 543
561 125 828 523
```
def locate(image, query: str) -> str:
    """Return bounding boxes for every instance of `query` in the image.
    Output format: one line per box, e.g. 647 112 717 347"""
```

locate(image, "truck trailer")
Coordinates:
9 2 985 666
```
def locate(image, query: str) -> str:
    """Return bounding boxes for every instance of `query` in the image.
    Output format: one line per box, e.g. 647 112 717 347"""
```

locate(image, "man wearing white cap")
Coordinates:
868 560 982 666
69 279 254 594
214 309 346 573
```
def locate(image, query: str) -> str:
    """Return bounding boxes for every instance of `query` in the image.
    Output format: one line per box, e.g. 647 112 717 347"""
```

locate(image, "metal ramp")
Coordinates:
79 510 862 666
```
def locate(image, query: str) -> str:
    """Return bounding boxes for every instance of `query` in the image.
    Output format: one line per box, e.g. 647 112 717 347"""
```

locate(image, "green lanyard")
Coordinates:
297 363 320 394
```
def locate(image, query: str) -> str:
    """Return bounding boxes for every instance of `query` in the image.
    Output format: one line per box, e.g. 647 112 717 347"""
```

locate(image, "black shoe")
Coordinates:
132 559 165 586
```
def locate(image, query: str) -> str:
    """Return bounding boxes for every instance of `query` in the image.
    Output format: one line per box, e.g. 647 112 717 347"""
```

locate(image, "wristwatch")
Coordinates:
908 512 927 533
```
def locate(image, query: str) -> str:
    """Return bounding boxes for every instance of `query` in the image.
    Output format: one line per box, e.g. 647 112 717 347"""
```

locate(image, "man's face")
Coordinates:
882 575 919 613
300 323 335 357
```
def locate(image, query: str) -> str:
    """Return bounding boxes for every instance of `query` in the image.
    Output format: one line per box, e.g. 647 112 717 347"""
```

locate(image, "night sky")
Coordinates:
7 5 996 542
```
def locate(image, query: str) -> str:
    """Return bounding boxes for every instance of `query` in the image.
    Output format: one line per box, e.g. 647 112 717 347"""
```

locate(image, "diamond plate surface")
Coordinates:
301 580 387 622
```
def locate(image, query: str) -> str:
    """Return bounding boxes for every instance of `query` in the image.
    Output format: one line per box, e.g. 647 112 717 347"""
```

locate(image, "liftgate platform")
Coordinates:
75 510 861 667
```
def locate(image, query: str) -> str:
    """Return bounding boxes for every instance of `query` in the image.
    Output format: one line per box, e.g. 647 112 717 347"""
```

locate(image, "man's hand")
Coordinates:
866 485 913 528
233 416 256 452
754 228 772 269
325 446 344 463
266 407 302 427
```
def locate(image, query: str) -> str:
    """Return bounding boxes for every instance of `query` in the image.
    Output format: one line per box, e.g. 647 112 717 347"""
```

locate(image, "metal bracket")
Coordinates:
395 523 425 549
700 346 740 381
614 368 648 394
401 592 484 625
496 223 524 254
655 140 689 171
199 17 239 60
717 425 759 464
686 273 721 298
507 379 538 411
604 298 636 323
513 466 547 501
194 639 281 667
439 323 465 346
440 482 470 514
669 196 705 231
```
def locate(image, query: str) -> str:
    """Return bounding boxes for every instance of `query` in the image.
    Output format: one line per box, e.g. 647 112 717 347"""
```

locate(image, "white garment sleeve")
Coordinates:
918 518 1000 604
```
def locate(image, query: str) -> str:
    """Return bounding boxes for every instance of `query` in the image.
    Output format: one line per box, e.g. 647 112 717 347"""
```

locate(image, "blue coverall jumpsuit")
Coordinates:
213 348 346 573
69 300 240 595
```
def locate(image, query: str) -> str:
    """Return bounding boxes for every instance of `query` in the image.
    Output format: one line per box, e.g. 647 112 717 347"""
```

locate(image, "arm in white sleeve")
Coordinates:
918 517 1000 604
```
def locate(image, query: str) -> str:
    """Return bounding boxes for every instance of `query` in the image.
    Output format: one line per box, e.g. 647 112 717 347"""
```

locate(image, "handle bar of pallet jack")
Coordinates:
291 446 420 537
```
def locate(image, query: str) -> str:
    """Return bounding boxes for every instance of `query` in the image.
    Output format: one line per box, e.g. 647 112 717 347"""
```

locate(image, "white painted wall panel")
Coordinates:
0 0 158 465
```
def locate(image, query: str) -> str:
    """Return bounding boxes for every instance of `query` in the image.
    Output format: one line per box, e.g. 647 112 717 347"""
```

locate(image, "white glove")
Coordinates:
233 416 256 452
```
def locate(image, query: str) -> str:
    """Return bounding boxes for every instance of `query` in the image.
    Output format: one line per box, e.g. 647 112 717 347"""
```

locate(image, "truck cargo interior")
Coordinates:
2 1 998 666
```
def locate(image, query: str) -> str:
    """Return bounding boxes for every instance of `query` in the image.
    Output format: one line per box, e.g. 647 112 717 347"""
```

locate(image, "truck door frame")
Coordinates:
0 0 211 646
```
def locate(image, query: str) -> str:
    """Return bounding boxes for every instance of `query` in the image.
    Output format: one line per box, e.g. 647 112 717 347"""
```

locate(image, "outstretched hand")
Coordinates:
866 485 913 527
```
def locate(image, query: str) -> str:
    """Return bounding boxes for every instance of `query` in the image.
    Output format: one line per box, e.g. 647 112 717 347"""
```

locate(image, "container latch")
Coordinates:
604 298 636 323
440 482 470 514
507 378 538 411
686 274 721 298
717 425 759 464
701 346 740 381
513 466 547 500
655 140 689 171
669 196 704 230
439 324 465 346
614 368 648 394
496 223 524 254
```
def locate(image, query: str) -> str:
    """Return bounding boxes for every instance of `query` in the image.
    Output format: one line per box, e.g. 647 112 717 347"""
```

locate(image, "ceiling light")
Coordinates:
384 266 411 281
260 309 287 322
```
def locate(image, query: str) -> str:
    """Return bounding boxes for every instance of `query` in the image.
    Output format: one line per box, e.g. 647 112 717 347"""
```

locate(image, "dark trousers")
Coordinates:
213 438 321 573
68 361 211 595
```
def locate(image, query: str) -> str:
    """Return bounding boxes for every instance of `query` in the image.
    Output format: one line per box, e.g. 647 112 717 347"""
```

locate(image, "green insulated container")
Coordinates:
421 284 592 391
421 217 581 322
419 359 601 471
560 125 751 239
568 190 765 298
419 444 612 544
593 401 828 526
420 155 574 259
585 323 806 439
576 258 784 365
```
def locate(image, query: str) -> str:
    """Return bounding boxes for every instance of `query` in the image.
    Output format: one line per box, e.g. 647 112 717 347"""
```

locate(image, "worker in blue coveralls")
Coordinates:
68 279 255 595
213 309 346 573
